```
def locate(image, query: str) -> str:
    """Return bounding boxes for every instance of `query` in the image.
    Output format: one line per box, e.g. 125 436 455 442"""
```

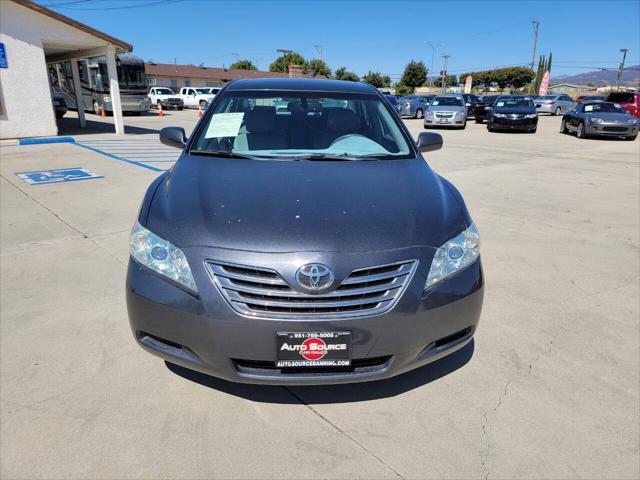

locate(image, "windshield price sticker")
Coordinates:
204 112 244 138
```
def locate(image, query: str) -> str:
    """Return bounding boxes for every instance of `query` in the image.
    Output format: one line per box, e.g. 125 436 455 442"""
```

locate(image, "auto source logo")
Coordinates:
280 337 346 361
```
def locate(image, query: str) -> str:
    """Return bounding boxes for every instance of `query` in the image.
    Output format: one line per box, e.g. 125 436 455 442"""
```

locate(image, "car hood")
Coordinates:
587 112 635 122
428 106 466 113
145 155 469 253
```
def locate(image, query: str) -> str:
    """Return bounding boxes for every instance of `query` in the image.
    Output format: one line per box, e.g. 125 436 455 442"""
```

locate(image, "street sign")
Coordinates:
15 168 103 185
0 43 7 68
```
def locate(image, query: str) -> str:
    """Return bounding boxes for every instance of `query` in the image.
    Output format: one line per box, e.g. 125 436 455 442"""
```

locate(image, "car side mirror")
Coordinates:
417 132 443 153
160 126 186 149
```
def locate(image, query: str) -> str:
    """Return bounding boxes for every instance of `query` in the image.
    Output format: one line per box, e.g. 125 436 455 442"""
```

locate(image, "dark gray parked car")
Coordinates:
397 94 434 118
561 102 639 140
127 78 483 385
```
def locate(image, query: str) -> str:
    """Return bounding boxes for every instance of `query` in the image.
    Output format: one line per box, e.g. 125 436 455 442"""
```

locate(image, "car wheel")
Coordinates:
93 101 100 115
576 121 586 139
415 109 423 119
560 118 568 134
554 107 561 116
461 121 467 130
487 123 493 132
530 127 537 134
199 100 207 109
475 118 483 124
178 106 184 111
625 134 637 141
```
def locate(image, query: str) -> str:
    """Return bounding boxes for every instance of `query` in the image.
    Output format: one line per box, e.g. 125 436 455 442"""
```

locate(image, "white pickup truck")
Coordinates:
177 87 214 109
147 87 184 110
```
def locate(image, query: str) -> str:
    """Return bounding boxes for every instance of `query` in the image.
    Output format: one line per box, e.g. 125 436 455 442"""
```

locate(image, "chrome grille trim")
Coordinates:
206 260 418 319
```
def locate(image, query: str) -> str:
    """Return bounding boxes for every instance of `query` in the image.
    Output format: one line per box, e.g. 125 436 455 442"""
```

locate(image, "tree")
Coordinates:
459 66 535 91
434 74 458 88
334 67 360 82
382 75 392 87
269 52 306 73
400 60 427 89
395 82 413 96
229 59 257 70
305 59 331 77
362 70 387 88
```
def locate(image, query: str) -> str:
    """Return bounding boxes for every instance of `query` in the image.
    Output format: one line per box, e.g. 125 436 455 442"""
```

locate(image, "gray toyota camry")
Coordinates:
126 78 484 385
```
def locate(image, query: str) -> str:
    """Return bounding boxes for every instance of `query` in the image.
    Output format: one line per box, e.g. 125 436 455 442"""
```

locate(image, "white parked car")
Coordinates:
177 87 214 109
148 87 184 110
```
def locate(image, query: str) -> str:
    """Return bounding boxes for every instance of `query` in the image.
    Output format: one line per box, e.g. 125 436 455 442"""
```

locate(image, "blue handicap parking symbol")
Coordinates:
15 167 103 185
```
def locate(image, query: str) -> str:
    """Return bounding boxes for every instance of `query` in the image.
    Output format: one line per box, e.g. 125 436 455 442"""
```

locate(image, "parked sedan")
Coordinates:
462 93 480 117
535 94 574 115
127 78 483 385
487 95 538 133
398 95 434 118
560 102 638 140
474 95 500 123
424 95 467 129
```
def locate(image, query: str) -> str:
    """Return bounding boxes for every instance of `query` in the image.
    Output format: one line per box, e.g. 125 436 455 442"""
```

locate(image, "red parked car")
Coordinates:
605 91 640 118
575 95 605 104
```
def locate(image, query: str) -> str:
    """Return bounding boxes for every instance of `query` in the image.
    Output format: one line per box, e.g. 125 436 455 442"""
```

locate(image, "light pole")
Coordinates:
424 41 439 92
617 48 628 90
313 45 323 61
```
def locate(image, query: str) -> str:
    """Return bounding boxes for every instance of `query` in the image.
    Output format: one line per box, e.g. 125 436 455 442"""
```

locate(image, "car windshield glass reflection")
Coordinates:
495 98 534 108
431 97 463 107
190 92 412 159
583 103 626 114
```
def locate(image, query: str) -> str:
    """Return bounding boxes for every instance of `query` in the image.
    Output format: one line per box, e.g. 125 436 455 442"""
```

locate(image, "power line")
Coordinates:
44 0 188 10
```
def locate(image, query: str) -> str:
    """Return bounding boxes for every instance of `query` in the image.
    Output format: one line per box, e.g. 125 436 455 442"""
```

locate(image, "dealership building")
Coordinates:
0 0 132 139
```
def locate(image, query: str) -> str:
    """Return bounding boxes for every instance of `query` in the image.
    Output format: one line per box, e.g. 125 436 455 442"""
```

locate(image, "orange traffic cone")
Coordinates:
100 105 106 117
198 104 203 117
158 102 164 117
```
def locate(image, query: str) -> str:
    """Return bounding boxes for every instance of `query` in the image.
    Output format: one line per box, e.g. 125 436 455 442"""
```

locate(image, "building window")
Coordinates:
184 80 191 87
170 79 177 88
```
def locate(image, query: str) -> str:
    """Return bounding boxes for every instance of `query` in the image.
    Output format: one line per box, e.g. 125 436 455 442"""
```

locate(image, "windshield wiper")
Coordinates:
189 150 258 160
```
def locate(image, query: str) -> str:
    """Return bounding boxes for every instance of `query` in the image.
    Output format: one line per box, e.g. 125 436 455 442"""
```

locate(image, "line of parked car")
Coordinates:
147 86 221 110
385 90 639 140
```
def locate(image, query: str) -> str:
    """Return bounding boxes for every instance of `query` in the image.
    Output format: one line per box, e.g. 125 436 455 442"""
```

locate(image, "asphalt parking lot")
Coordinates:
1 111 638 479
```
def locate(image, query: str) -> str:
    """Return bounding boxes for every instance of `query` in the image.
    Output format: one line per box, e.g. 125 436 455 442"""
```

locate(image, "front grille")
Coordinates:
603 126 627 132
233 356 391 375
207 260 418 319
435 112 454 118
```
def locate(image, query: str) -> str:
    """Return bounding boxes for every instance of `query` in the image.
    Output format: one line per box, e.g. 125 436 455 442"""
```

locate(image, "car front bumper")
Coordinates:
585 122 638 137
126 247 484 385
490 117 537 130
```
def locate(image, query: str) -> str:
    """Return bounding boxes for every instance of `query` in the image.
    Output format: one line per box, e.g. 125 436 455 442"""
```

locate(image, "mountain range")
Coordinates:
551 66 640 86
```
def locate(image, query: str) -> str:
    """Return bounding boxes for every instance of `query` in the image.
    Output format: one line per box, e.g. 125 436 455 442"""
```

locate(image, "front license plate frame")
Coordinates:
276 332 351 368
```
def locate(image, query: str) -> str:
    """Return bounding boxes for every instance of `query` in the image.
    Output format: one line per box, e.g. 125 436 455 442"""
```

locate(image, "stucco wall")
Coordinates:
0 1 58 139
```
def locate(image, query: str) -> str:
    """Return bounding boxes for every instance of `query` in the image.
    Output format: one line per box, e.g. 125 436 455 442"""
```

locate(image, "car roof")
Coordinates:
225 78 376 94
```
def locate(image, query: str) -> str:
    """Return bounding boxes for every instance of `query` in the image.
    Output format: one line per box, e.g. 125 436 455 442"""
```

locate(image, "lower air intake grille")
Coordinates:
207 260 418 319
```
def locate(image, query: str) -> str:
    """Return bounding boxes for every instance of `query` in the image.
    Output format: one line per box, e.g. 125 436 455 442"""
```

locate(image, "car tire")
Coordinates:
576 121 586 139
560 118 568 134
487 123 493 132
423 123 430 129
461 121 467 130
415 109 423 119
199 100 208 109
625 134 637 141
93 101 100 115
529 128 537 134
475 118 483 124
554 107 561 116
178 106 183 111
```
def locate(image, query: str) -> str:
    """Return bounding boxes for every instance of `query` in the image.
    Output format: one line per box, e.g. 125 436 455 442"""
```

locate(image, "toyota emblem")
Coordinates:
295 264 335 292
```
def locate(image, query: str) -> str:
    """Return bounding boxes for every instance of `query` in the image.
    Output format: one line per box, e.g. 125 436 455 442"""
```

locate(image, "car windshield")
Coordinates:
583 103 626 114
195 88 210 94
495 97 534 108
190 91 412 159
431 97 463 107
607 92 635 103
399 96 416 102
156 88 173 95
539 95 557 100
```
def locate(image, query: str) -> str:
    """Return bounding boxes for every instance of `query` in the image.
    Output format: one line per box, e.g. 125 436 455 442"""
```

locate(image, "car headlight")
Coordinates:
425 224 480 289
493 113 506 118
425 110 434 117
103 96 111 103
130 222 198 292
525 113 538 119
590 117 604 124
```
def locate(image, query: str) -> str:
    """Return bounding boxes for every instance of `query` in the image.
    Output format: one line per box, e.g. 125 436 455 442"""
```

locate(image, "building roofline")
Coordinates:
11 0 133 52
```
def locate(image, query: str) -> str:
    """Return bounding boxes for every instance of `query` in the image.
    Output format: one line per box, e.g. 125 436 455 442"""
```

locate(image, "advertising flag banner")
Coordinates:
464 75 472 94
539 71 550 96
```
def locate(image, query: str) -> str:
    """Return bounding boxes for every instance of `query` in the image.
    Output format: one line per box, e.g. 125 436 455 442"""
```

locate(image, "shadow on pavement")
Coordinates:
56 114 161 136
166 340 474 404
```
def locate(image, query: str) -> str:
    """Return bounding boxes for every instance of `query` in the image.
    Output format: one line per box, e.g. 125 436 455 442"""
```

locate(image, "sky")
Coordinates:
39 0 640 80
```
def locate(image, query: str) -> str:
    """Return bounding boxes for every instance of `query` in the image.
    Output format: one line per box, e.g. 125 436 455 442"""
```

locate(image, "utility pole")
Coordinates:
425 41 438 92
276 48 293 75
314 45 323 61
530 20 540 70
617 48 628 90
231 52 240 63
440 54 450 93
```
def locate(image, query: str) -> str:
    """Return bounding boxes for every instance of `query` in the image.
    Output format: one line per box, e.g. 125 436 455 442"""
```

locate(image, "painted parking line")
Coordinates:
75 138 181 172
